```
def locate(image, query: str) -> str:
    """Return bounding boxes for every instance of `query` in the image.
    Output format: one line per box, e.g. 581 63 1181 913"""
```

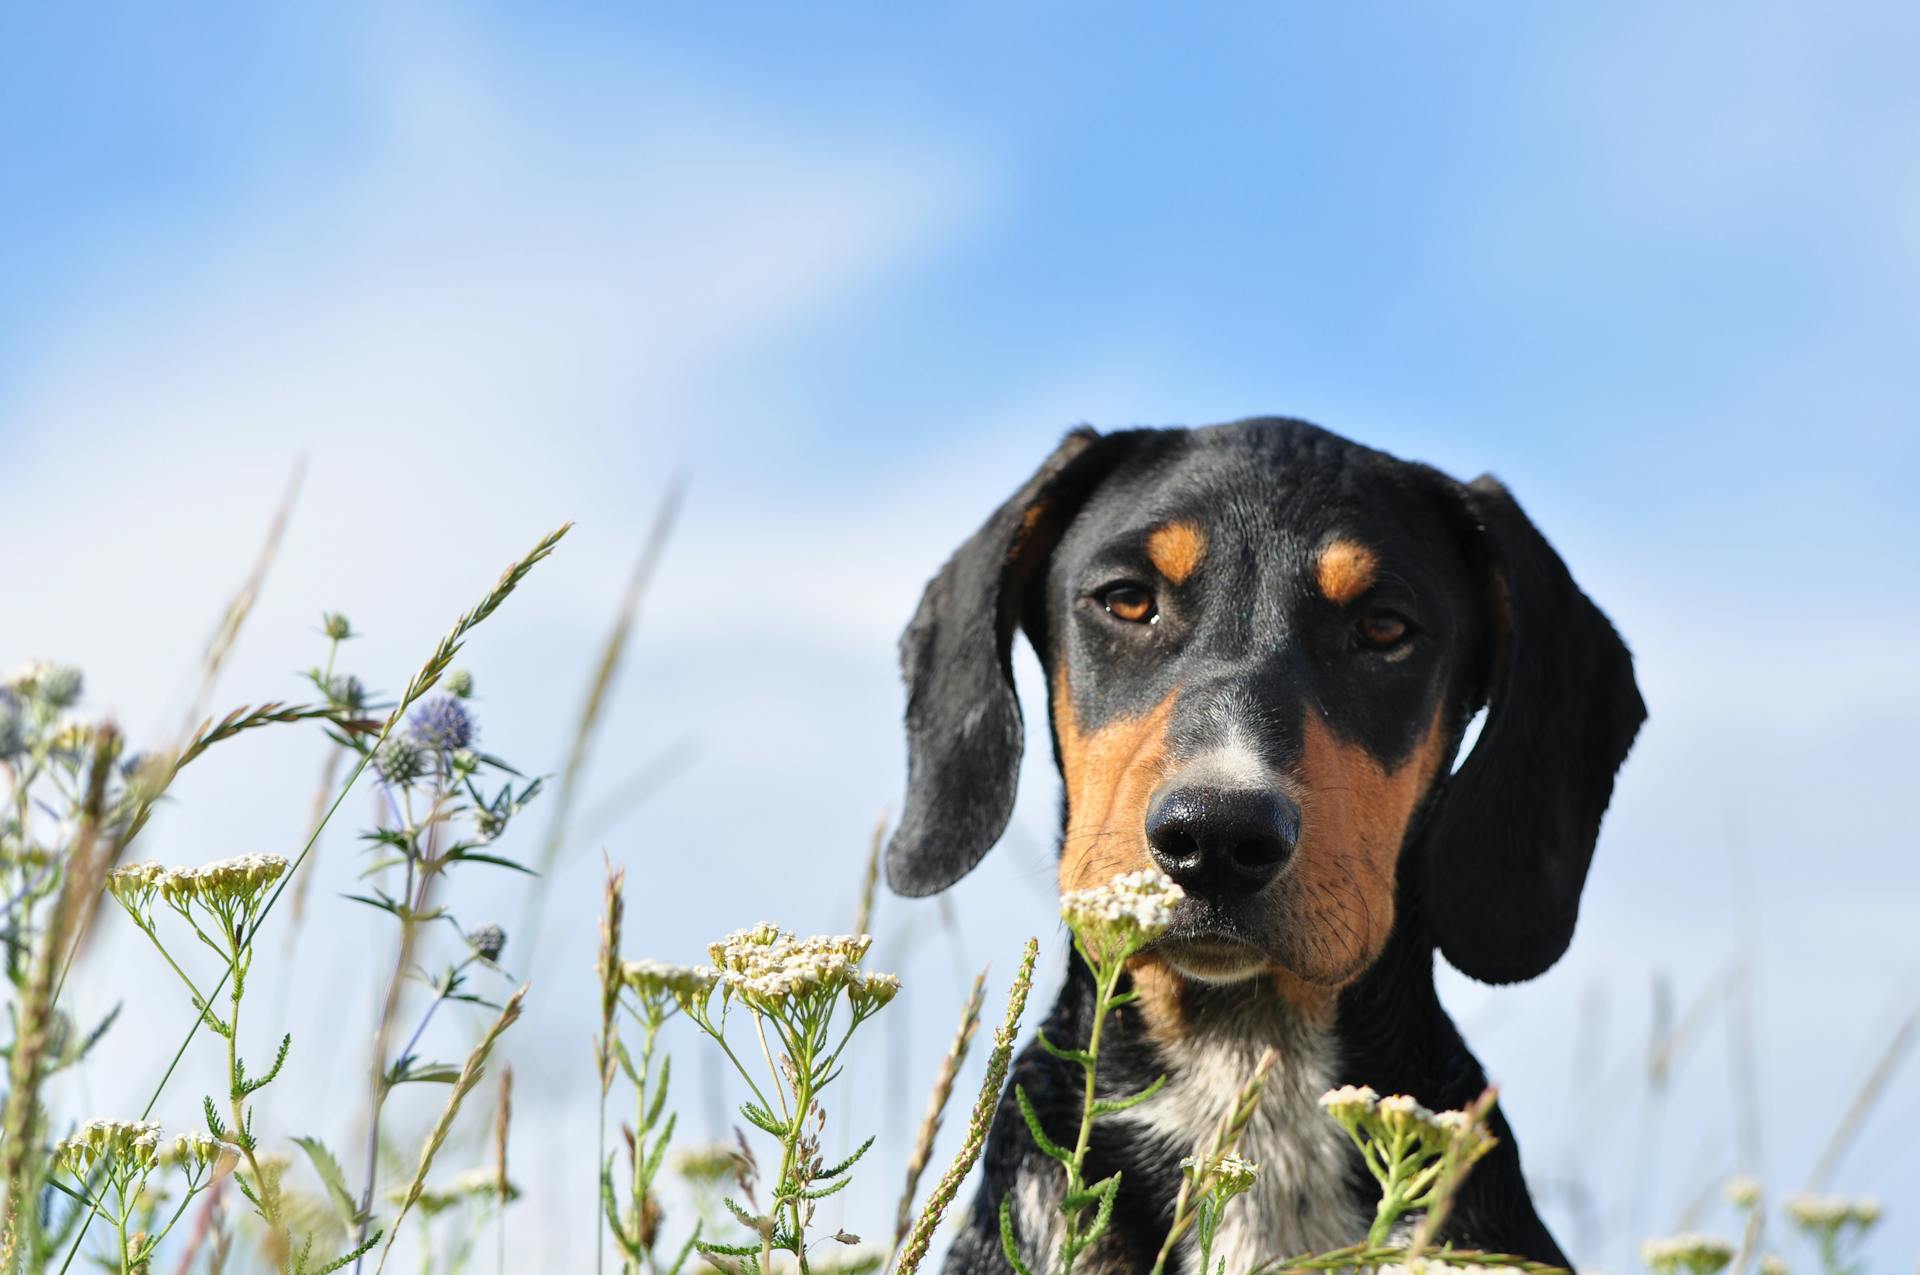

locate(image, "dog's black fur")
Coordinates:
887 420 1645 1272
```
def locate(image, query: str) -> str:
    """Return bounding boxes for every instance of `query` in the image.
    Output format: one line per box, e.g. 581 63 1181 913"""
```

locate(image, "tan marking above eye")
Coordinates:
1146 521 1207 585
1315 539 1378 605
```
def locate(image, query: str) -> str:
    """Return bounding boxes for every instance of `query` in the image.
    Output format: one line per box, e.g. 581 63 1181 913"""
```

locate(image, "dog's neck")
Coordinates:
1055 918 1474 1272
1114 973 1371 1270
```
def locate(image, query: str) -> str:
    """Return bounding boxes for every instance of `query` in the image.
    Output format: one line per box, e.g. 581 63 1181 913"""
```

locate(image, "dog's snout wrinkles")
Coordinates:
1145 783 1300 895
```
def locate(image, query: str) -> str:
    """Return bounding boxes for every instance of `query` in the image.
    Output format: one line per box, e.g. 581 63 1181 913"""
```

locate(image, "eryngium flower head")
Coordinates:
468 924 507 962
8 661 84 709
444 669 475 698
408 694 475 752
1640 1234 1735 1275
1060 868 1184 961
322 612 354 641
375 734 425 787
326 674 367 711
0 688 24 757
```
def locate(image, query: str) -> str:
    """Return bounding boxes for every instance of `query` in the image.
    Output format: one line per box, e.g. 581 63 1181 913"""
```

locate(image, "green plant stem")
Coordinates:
1059 950 1127 1275
227 930 288 1273
630 1019 659 1275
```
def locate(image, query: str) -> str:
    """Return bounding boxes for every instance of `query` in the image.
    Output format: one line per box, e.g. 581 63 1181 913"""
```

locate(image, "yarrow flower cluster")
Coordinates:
50 1119 164 1178
671 1142 740 1185
1782 1194 1881 1232
108 854 288 925
50 1120 232 1184
1181 1151 1259 1198
1723 1175 1762 1209
624 958 722 1004
1641 1233 1736 1275
1316 1084 1500 1247
1060 867 1185 962
703 927 891 1014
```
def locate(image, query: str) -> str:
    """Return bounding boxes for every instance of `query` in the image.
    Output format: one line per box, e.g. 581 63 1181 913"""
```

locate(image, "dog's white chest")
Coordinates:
1118 1029 1367 1273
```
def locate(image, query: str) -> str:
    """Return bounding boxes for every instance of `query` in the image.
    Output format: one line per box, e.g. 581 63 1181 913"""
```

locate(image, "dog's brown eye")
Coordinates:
1356 610 1410 650
1102 585 1157 624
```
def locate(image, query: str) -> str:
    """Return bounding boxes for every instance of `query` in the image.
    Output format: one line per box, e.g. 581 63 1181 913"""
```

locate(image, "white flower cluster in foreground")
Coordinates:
1317 1085 1498 1163
700 926 899 1013
1640 1234 1736 1275
1060 867 1185 960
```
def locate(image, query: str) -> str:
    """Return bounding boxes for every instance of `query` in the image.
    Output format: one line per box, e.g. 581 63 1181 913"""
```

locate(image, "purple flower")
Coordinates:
408 694 476 752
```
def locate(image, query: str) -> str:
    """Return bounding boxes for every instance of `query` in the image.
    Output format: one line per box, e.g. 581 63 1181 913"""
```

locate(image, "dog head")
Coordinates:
887 420 1645 988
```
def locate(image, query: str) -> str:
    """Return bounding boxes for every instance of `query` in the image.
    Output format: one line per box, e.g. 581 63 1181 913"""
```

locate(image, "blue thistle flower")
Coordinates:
0 688 23 758
375 735 426 787
408 694 475 752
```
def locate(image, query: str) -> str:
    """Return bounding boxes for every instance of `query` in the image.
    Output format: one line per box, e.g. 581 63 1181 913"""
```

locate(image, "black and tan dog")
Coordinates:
886 419 1645 1272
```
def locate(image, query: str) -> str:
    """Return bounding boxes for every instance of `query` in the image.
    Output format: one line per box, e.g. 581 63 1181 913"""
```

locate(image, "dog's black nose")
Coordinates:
1145 784 1300 895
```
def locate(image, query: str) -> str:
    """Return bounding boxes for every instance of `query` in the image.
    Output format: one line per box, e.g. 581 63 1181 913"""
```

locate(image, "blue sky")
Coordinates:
4 3 1917 1271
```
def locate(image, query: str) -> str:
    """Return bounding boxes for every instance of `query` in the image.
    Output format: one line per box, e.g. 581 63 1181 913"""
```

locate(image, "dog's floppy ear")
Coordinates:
887 428 1141 897
1424 476 1647 984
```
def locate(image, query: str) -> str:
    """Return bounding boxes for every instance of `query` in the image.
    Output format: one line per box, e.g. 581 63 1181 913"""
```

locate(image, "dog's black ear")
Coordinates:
1425 476 1647 984
887 428 1141 897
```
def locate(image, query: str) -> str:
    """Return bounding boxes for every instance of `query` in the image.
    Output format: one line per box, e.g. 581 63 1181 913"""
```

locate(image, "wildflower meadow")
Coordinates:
0 514 1901 1275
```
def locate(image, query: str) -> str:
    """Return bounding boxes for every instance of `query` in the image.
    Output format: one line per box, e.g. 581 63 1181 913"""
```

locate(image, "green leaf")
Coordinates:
645 1054 672 1131
308 1230 382 1275
1089 1073 1168 1117
739 1101 786 1137
292 1136 361 1227
1014 1084 1072 1164
1035 1028 1094 1066
603 1155 640 1258
815 1135 875 1181
641 1112 677 1191
694 1241 764 1258
796 1175 853 1201
74 1002 122 1062
998 1197 1038 1275
239 1033 293 1096
722 1197 767 1232
341 892 405 918
443 849 538 875
1078 1173 1121 1253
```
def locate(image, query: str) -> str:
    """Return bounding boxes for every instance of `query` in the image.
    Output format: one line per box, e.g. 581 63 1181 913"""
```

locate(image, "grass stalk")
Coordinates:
893 938 1038 1275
